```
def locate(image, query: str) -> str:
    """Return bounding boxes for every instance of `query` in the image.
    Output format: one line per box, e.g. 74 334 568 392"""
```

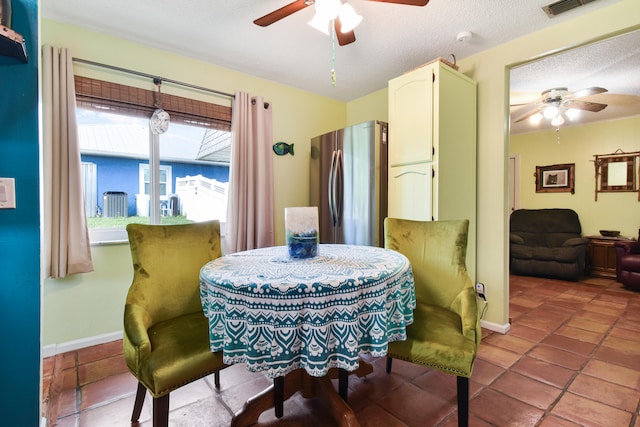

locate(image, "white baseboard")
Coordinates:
40 320 510 358
481 320 510 334
42 331 123 358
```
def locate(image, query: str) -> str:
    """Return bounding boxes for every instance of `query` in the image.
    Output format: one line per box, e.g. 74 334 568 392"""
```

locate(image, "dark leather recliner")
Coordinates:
614 230 640 291
510 208 589 281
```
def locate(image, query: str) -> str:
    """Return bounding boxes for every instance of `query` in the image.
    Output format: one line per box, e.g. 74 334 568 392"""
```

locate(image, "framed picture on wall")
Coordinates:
535 163 575 194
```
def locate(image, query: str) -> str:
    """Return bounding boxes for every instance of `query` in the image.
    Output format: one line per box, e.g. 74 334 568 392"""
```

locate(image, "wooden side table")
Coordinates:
585 235 635 279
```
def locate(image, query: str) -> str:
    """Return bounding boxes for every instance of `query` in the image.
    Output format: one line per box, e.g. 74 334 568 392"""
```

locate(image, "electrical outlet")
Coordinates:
475 282 486 299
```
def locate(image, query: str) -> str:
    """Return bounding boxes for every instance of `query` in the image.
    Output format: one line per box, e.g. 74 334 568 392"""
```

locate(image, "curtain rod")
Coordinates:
72 57 235 99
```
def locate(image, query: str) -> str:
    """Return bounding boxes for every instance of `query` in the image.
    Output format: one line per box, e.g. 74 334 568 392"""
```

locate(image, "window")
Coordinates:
74 76 232 243
140 164 172 197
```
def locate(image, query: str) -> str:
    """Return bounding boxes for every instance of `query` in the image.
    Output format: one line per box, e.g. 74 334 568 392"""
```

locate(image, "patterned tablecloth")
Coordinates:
200 244 416 379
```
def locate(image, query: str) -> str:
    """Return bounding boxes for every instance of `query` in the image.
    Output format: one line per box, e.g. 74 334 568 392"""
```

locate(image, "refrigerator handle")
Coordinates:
335 149 343 226
328 150 338 226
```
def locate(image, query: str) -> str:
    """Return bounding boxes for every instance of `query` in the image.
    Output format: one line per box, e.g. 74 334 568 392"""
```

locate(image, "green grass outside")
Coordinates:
87 215 193 228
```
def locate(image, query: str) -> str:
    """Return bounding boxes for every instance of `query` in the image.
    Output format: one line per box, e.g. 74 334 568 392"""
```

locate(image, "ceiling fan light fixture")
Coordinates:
565 108 580 120
529 113 543 125
512 86 609 130
316 0 342 20
308 0 342 34
308 13 331 34
550 114 565 127
338 3 362 33
543 105 559 119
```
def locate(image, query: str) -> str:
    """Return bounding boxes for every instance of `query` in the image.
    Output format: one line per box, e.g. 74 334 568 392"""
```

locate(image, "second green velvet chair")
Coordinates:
124 220 227 427
384 218 481 427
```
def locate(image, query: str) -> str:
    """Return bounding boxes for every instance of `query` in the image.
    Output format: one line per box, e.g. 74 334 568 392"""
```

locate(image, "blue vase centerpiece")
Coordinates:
285 207 319 259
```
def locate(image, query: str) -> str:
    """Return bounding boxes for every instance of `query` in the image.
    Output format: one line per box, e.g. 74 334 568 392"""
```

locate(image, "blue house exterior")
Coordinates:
81 154 229 216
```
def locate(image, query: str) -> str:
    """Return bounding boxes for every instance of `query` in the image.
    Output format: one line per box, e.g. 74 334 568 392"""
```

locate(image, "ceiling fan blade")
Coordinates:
566 99 608 113
511 104 544 123
367 0 429 5
571 86 608 99
334 19 356 46
254 0 311 27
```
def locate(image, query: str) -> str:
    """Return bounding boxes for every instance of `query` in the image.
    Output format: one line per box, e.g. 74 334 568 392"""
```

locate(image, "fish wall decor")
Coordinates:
273 141 294 156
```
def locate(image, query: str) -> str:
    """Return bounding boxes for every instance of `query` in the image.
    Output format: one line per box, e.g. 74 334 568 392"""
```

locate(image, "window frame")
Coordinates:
75 76 232 244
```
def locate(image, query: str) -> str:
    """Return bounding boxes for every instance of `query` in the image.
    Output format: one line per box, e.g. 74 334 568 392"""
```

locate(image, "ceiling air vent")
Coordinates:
542 0 596 17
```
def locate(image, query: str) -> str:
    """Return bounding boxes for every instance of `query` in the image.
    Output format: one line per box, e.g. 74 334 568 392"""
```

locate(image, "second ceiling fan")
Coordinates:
254 0 429 46
511 86 609 127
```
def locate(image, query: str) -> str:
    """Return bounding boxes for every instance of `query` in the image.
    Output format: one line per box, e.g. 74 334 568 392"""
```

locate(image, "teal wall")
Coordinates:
0 0 41 424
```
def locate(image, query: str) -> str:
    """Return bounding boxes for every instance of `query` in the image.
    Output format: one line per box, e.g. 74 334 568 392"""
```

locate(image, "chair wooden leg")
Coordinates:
338 368 349 402
386 357 393 374
273 376 285 418
153 394 170 427
131 382 146 422
214 370 220 388
456 376 469 427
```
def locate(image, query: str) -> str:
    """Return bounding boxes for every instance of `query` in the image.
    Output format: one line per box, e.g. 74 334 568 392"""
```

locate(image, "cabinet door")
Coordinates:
388 67 433 167
388 163 432 221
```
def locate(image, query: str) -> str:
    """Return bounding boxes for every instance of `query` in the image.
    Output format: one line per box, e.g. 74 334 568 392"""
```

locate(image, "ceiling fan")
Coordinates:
511 86 609 126
253 0 429 47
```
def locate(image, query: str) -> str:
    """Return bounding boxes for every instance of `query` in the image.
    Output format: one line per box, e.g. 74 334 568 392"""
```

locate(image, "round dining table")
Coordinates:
200 243 415 426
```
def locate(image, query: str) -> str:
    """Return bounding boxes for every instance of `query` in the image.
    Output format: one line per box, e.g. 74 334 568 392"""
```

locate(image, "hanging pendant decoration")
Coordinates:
331 21 336 87
150 109 170 135
150 78 170 135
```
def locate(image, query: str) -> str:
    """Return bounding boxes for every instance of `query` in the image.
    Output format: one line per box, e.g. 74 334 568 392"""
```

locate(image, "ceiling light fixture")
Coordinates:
550 114 565 127
543 105 559 119
338 3 363 33
308 0 362 35
308 0 363 88
529 113 543 125
565 108 580 120
528 99 583 144
529 103 581 128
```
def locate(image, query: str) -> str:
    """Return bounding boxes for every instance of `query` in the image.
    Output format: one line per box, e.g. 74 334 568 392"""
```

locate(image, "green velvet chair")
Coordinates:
384 218 481 427
124 220 226 427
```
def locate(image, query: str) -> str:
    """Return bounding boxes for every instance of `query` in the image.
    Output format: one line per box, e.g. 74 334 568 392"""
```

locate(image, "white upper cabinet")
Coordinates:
388 66 434 166
388 60 477 170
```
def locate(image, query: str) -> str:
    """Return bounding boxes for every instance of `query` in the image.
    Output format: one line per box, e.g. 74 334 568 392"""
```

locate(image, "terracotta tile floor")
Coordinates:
42 275 640 426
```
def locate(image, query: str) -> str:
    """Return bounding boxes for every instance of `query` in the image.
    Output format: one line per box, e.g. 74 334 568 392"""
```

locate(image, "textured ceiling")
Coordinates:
510 28 640 134
41 0 639 133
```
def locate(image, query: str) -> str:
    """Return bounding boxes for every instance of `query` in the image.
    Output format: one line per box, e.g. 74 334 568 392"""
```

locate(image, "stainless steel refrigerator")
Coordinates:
310 120 388 247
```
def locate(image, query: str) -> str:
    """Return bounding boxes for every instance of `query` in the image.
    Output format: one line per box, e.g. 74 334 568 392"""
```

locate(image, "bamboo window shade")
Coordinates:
74 76 232 131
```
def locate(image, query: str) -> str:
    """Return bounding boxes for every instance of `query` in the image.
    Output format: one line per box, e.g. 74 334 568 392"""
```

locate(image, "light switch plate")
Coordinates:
0 177 16 209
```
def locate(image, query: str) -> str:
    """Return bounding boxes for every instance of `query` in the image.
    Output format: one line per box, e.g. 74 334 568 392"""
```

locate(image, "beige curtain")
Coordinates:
42 45 93 278
226 92 275 253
